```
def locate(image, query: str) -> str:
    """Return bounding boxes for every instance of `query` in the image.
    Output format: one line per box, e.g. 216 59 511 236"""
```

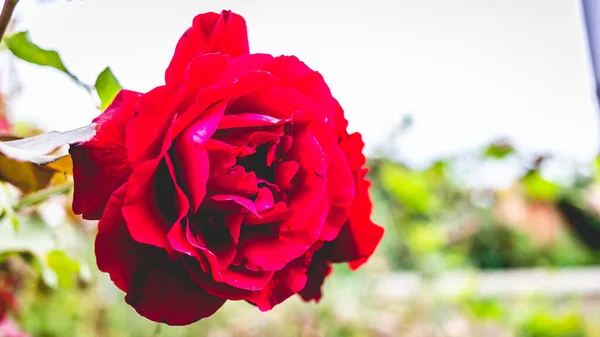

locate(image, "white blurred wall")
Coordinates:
4 0 598 169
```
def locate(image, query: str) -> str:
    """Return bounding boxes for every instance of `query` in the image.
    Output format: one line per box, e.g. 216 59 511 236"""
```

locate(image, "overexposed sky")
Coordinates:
4 0 599 168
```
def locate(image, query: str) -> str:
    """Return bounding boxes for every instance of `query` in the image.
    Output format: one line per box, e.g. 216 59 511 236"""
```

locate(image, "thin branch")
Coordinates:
0 0 18 42
14 182 73 211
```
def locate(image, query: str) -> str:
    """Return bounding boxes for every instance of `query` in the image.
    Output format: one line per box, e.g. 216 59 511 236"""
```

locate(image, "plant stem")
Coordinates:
14 182 73 211
0 0 18 42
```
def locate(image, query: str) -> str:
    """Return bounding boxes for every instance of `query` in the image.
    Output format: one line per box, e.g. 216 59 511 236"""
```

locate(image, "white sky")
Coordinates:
4 0 600 169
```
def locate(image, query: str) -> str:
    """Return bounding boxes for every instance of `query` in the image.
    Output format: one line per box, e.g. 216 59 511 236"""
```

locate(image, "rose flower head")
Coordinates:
70 10 384 325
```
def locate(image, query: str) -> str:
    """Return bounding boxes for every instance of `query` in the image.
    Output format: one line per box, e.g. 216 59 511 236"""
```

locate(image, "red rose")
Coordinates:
70 10 383 325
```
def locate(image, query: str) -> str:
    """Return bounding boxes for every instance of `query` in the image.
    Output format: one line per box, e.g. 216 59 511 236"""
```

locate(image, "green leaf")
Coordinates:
463 298 505 321
46 250 80 289
407 225 445 255
483 140 515 159
5 31 73 78
380 162 433 213
95 67 122 110
522 171 560 201
0 124 96 192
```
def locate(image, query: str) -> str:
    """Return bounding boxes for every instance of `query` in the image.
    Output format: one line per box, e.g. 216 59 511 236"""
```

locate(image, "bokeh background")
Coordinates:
2 0 600 336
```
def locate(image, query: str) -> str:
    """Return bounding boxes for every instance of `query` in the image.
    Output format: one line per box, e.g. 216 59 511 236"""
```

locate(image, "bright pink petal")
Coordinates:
70 90 140 219
95 185 225 325
218 113 289 129
166 10 249 84
254 187 274 213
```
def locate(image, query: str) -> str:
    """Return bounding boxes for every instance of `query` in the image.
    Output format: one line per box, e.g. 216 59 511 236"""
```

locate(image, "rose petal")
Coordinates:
173 70 279 138
207 165 258 197
327 172 384 269
217 53 274 83
320 146 354 241
173 101 227 210
274 160 299 190
244 202 292 225
340 132 367 172
213 127 282 157
167 219 211 274
225 213 244 244
218 113 288 129
228 87 324 121
333 98 349 138
189 217 237 271
239 195 327 271
254 187 274 213
221 267 274 291
166 10 249 84
279 127 327 243
122 156 189 250
126 85 178 167
124 258 225 326
298 249 331 302
96 185 224 325
248 242 323 311
184 259 252 300
70 90 140 219
204 194 259 216
249 265 308 311
269 55 335 118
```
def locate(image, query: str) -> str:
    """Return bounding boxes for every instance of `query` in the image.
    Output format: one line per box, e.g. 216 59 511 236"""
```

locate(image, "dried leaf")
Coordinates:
0 124 95 192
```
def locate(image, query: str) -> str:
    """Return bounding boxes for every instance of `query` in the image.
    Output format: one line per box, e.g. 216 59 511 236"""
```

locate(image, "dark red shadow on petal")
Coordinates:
96 184 225 325
298 248 331 302
122 156 188 251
